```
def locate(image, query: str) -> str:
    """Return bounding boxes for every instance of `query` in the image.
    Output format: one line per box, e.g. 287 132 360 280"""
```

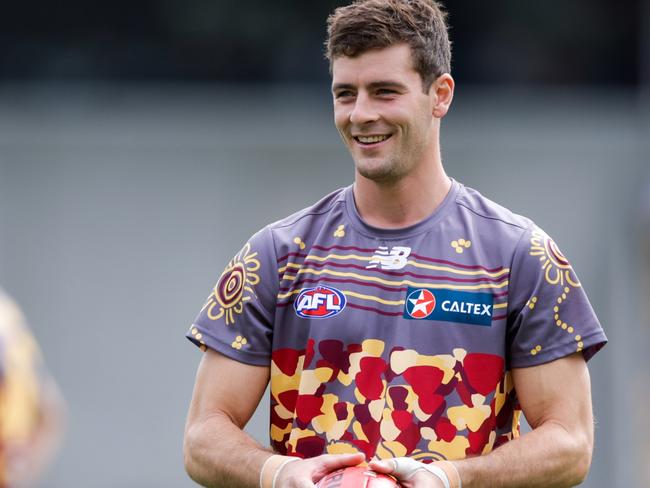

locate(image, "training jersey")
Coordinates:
186 179 606 462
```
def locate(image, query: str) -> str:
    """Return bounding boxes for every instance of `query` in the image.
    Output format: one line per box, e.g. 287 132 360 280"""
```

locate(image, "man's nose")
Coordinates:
349 94 379 125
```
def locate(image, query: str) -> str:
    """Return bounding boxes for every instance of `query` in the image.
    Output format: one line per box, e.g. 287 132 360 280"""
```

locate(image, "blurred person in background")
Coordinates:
0 290 65 487
183 1 607 487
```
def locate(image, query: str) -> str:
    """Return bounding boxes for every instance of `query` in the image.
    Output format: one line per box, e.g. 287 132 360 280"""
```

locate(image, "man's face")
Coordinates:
331 43 437 183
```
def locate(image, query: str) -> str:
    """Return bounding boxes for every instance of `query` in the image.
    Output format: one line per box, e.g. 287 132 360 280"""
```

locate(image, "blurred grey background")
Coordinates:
0 1 648 486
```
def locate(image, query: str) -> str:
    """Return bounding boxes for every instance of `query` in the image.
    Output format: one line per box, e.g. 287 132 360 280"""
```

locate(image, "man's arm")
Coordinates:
184 349 364 488
371 353 594 488
454 353 593 487
184 348 272 487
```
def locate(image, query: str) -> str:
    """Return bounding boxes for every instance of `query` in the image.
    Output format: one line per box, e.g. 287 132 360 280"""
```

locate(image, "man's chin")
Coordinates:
355 163 401 184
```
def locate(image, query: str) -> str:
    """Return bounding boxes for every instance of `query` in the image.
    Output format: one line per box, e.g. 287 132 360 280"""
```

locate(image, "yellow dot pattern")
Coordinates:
451 238 472 254
530 345 542 356
293 237 306 250
231 335 248 350
333 225 346 238
526 296 538 310
190 326 207 352
552 287 583 353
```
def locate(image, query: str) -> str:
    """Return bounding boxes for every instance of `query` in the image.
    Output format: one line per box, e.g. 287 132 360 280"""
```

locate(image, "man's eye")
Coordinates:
377 89 396 95
335 91 354 99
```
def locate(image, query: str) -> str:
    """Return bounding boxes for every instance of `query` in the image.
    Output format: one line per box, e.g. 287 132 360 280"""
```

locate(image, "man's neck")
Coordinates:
353 168 452 230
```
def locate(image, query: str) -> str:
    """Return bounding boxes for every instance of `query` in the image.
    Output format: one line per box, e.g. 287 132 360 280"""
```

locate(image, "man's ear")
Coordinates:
431 74 455 119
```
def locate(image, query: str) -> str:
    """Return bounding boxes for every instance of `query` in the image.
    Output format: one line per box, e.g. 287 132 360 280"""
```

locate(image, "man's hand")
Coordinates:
369 458 448 488
274 453 366 487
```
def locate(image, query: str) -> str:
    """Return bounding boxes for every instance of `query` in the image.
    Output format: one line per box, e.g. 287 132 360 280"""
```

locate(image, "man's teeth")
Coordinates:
356 135 389 144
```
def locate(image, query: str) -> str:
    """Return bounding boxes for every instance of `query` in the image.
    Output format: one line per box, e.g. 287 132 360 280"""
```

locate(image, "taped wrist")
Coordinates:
422 464 451 488
438 460 462 488
259 454 299 488
389 458 451 488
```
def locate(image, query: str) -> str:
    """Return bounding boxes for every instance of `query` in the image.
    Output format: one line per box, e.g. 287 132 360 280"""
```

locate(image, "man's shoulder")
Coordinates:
243 187 348 258
266 186 348 231
455 182 533 232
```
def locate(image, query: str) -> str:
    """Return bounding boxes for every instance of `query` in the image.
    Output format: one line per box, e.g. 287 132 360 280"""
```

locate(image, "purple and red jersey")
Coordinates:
186 180 606 461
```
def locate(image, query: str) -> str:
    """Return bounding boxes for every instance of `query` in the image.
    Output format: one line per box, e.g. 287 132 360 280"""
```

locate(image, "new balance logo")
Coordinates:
367 246 412 270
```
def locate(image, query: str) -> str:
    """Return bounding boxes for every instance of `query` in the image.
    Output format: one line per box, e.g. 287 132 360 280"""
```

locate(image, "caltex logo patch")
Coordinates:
403 287 494 326
405 289 436 319
294 286 347 319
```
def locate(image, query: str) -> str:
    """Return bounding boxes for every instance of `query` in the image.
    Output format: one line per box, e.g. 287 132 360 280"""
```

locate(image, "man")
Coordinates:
184 1 607 487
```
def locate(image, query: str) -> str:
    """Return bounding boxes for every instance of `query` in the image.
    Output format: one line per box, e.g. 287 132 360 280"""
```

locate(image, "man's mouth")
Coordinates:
353 134 392 145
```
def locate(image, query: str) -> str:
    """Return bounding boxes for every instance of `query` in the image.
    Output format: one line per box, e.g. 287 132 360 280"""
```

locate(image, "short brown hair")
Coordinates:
325 0 451 90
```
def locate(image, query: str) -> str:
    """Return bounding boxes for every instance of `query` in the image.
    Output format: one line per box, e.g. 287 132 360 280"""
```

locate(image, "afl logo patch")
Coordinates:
294 286 347 319
405 288 436 319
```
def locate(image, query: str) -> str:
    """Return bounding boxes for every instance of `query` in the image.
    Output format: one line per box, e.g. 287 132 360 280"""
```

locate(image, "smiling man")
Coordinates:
183 1 607 487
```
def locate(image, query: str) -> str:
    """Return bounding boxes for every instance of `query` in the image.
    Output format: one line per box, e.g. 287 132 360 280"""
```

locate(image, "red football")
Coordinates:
316 466 400 488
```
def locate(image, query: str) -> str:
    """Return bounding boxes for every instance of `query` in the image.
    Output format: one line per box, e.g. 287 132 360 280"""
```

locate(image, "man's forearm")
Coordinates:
454 421 593 488
184 410 273 488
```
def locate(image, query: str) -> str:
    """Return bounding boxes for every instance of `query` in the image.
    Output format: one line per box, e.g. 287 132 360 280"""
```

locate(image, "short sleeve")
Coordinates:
506 225 607 368
186 226 278 366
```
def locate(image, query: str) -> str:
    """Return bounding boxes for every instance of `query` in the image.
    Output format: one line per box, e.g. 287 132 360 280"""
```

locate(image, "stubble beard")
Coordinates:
355 155 406 184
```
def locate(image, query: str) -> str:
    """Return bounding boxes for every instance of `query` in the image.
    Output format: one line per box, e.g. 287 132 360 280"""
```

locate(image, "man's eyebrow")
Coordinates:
368 81 407 90
331 83 355 92
331 81 407 92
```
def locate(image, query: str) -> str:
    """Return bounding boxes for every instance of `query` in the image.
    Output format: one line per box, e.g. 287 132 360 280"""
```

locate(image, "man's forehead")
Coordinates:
331 45 418 86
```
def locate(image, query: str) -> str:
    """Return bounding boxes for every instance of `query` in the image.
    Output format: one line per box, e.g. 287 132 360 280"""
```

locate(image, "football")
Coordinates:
316 466 400 488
